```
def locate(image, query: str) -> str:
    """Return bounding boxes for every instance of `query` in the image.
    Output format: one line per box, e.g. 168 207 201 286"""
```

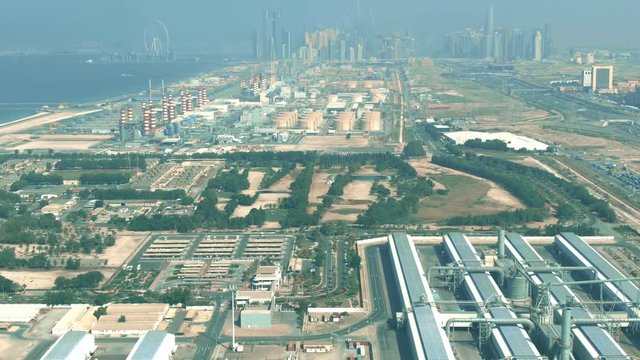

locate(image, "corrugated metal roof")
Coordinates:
391 233 454 360
392 232 426 304
127 331 172 360
561 233 640 302
506 233 628 358
448 233 541 359
42 331 89 360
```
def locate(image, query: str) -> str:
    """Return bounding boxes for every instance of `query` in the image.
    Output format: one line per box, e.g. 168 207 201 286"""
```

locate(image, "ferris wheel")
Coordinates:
144 20 170 57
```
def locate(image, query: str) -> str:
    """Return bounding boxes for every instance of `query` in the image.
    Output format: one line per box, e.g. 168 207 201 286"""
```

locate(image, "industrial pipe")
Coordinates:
522 266 595 273
545 276 640 288
498 229 506 259
559 307 572 360
445 317 535 337
427 266 505 285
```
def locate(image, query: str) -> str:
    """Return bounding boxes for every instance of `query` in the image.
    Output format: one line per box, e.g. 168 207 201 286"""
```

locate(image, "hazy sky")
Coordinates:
1 0 638 54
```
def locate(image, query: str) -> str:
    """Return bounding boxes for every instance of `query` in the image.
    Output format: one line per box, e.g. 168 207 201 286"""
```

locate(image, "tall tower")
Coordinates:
149 100 156 133
533 30 543 61
484 6 494 58
119 109 127 144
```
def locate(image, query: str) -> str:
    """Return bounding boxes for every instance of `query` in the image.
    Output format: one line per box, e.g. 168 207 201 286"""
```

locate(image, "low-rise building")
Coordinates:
240 305 272 329
126 330 176 360
41 331 95 360
251 265 282 290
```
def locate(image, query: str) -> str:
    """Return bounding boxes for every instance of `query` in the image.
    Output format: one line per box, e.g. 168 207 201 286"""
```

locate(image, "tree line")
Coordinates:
55 156 146 171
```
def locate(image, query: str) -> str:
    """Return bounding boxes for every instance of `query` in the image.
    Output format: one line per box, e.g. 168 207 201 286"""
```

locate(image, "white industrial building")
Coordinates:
0 304 43 323
444 131 549 151
251 265 282 290
126 330 176 360
40 331 95 360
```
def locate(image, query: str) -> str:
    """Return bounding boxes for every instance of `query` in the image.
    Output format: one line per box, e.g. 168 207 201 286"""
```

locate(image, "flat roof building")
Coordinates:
252 265 282 290
0 304 42 323
40 331 95 360
240 305 272 328
592 65 614 92
126 330 176 360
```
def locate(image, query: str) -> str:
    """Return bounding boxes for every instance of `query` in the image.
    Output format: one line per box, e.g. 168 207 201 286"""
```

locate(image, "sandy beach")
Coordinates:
0 109 101 135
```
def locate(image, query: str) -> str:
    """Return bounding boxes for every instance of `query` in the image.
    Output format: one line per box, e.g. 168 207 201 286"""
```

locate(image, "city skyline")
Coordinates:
1 0 640 54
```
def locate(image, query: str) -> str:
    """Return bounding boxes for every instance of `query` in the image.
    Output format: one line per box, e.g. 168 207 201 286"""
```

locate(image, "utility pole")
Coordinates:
230 285 238 352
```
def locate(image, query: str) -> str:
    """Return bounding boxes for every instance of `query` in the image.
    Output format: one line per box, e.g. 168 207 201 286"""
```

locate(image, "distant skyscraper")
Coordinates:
533 30 543 61
340 39 347 62
484 6 494 58
543 23 549 59
493 31 504 63
253 29 261 62
591 65 614 92
511 29 525 59
349 47 356 63
357 43 363 62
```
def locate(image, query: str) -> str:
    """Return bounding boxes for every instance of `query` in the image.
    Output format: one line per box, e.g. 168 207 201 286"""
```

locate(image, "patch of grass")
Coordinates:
412 173 499 222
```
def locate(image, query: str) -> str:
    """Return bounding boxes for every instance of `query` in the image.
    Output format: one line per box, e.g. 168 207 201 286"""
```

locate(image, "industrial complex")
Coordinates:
359 232 640 359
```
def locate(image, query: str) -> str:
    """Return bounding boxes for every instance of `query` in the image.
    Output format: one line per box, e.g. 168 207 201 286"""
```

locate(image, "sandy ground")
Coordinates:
0 110 101 135
231 163 291 214
267 167 298 191
410 156 524 209
3 134 112 151
307 171 332 213
322 181 375 222
0 334 38 360
2 268 115 290
242 171 266 196
233 192 288 218
102 232 148 267
274 135 370 151
518 156 565 179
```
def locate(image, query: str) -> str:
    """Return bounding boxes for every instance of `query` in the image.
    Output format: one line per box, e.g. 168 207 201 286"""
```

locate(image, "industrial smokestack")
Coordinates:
498 229 506 258
560 307 572 360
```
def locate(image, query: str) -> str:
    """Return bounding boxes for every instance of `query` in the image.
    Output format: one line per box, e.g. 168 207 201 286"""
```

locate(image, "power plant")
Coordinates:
117 86 208 144
379 232 640 359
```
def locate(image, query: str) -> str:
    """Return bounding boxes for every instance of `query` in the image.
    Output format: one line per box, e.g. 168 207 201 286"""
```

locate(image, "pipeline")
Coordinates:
445 317 535 337
428 266 505 285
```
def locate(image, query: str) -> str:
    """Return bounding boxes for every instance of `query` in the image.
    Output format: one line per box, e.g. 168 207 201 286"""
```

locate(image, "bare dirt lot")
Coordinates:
2 134 112 151
0 110 101 135
242 171 266 196
517 156 565 179
2 268 115 290
274 135 370 151
322 180 375 222
307 171 333 213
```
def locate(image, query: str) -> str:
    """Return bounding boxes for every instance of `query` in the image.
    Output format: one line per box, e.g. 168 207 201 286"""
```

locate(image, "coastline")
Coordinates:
0 59 243 136
0 109 102 136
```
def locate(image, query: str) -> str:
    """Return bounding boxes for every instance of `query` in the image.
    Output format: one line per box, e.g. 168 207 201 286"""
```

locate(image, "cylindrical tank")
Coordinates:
508 275 529 301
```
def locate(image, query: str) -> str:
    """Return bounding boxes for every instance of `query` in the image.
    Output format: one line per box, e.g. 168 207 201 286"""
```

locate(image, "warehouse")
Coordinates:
91 303 168 336
51 305 97 335
0 304 42 323
240 304 272 328
40 331 95 360
126 330 176 360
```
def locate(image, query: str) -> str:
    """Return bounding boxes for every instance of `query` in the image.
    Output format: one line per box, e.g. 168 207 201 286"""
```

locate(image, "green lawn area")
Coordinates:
412 173 497 223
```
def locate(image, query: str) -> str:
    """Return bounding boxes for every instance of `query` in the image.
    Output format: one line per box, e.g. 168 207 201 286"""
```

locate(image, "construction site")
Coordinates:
357 232 640 360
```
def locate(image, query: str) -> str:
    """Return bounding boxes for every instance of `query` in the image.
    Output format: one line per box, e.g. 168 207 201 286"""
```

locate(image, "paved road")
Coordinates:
195 245 388 358
194 293 230 360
